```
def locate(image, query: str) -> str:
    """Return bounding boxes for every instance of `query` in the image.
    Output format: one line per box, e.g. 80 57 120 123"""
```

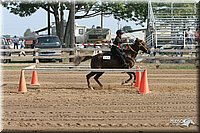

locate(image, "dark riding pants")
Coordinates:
111 46 126 65
14 43 18 49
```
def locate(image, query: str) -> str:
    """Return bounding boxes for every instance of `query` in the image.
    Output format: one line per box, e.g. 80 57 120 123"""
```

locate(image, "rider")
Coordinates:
111 30 128 68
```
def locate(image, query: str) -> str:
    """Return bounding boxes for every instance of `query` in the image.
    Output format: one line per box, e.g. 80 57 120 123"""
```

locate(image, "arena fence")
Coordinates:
0 47 197 63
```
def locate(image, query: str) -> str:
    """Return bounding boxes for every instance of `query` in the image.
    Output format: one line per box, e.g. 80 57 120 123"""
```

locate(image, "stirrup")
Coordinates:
123 63 128 68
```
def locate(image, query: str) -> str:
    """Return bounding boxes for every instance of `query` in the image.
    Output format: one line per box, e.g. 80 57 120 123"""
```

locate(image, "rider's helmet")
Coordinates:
116 30 125 35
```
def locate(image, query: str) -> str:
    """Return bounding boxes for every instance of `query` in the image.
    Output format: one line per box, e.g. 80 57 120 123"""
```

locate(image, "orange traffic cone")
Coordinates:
31 68 40 86
134 66 141 88
139 69 151 94
18 70 27 93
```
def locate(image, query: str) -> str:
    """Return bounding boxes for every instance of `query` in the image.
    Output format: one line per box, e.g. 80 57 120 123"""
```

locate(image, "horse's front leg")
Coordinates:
86 72 96 90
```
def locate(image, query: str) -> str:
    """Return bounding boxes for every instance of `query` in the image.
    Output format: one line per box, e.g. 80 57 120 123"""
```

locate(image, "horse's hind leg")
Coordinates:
130 72 136 86
94 72 104 89
132 72 136 83
122 72 136 85
86 72 96 90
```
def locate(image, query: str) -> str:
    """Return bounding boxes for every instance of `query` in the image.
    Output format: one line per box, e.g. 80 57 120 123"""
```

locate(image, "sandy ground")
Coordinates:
1 63 199 132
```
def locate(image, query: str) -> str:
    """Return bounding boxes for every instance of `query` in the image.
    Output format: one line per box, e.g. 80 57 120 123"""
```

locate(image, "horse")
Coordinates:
73 38 151 90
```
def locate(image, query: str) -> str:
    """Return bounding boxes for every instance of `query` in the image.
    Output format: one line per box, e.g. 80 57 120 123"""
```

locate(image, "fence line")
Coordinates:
32 53 197 60
1 55 196 62
1 54 196 61
0 47 197 53
1 47 197 63
139 56 196 60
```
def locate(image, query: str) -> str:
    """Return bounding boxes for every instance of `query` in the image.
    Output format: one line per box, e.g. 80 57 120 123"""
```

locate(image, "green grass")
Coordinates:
158 64 196 69
145 63 197 70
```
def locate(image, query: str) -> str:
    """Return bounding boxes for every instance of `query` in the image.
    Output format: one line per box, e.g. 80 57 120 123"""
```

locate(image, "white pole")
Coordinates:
155 31 157 48
183 31 186 48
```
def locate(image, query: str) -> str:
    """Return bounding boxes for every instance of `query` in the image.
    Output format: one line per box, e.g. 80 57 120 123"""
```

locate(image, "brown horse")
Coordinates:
73 38 150 90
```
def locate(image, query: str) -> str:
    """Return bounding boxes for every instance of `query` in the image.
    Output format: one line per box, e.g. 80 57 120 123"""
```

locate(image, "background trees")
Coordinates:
23 28 32 37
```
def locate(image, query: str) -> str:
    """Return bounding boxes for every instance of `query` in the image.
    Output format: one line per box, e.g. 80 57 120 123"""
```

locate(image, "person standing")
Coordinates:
185 27 194 49
12 36 19 49
111 30 128 68
18 39 26 56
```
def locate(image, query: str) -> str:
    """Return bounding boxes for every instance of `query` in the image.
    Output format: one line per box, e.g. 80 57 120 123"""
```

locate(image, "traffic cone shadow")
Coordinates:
139 69 151 94
31 67 40 86
18 70 27 93
134 66 141 88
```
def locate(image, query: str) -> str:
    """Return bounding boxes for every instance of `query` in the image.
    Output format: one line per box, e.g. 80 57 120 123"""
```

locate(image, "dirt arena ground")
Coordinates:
1 63 199 132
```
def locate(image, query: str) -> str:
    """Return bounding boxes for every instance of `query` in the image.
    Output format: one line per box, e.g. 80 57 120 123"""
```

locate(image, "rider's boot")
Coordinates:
122 59 128 68
123 63 128 68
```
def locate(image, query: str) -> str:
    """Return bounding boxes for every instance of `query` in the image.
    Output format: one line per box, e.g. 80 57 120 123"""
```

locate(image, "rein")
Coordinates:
126 44 138 54
138 42 149 52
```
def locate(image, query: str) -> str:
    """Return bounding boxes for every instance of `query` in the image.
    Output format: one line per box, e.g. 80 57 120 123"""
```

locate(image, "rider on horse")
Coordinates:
111 30 128 68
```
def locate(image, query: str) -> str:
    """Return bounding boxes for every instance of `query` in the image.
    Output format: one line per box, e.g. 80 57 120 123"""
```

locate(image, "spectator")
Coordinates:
185 27 194 49
12 35 19 49
31 40 36 49
18 39 26 56
177 31 183 45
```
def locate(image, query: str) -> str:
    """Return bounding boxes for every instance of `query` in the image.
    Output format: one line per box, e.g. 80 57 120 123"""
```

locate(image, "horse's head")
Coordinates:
134 38 150 54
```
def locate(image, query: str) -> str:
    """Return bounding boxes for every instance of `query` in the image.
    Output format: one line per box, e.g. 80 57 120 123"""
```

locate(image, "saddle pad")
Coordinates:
103 56 111 60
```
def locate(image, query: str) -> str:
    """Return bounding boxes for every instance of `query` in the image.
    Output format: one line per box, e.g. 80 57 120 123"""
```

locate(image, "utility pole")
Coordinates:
117 20 120 30
100 12 103 28
69 0 75 62
100 0 103 28
47 5 51 35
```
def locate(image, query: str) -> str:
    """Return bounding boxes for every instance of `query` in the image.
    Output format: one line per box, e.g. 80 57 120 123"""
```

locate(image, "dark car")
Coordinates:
33 35 62 62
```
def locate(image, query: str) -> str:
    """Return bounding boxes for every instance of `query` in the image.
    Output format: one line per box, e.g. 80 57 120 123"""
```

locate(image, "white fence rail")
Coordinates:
0 47 198 63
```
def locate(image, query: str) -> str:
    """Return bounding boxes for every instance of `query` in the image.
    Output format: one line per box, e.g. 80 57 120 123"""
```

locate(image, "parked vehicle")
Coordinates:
1 37 11 63
33 35 62 62
84 27 112 44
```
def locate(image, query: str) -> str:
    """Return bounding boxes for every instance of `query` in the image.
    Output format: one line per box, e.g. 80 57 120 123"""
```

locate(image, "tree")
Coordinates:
24 28 32 37
122 26 132 32
2 1 69 44
2 1 148 47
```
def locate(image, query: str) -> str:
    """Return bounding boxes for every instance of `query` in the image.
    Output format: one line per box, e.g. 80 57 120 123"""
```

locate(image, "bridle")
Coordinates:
126 44 137 54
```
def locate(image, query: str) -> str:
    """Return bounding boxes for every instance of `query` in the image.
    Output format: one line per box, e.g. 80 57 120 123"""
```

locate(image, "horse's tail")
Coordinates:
73 55 93 66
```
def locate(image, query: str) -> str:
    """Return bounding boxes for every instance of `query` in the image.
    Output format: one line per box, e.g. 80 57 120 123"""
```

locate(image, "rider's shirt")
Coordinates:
113 36 123 48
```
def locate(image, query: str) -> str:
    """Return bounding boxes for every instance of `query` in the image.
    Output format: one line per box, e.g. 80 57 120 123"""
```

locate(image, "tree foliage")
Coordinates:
23 28 32 37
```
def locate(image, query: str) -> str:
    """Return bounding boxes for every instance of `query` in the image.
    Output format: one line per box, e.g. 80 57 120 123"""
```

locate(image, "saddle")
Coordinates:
102 51 113 60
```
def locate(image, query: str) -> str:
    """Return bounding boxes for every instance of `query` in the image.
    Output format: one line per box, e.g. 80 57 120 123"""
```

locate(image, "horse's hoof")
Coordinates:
89 86 94 90
121 81 125 85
